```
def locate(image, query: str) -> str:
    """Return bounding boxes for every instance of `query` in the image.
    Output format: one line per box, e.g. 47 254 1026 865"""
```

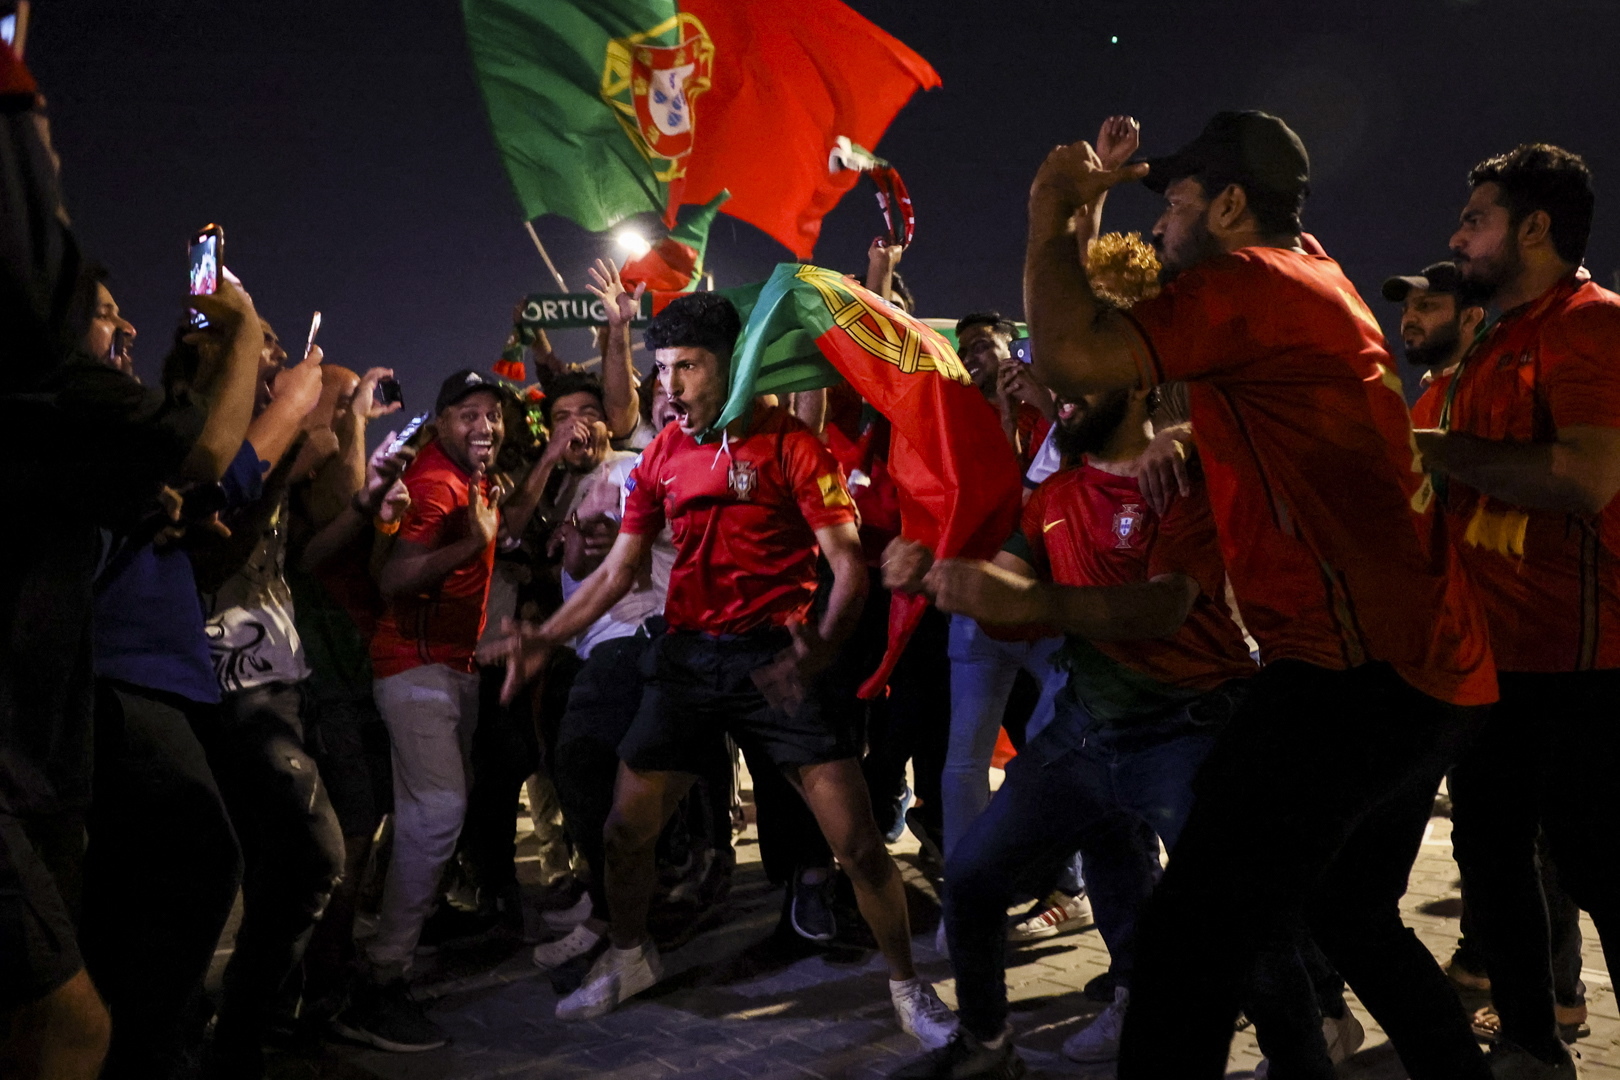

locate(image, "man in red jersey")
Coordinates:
1022 111 1497 1080
337 369 507 1052
1416 144 1620 1080
1381 261 1488 429
499 292 958 1046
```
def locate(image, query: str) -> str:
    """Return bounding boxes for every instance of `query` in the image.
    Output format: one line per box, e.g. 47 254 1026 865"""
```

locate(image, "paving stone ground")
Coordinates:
260 778 1617 1080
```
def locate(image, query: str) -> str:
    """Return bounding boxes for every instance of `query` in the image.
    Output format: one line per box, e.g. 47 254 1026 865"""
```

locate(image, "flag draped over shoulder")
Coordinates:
463 0 676 231
717 265 1023 697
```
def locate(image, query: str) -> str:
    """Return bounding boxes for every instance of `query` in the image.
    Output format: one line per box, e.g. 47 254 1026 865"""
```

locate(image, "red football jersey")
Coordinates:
1122 246 1496 706
621 406 857 635
370 439 498 678
1021 464 1255 691
1441 275 1620 671
1409 369 1454 431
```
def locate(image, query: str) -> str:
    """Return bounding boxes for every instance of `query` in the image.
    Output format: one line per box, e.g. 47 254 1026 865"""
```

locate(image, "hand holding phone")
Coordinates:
188 224 224 327
304 311 322 360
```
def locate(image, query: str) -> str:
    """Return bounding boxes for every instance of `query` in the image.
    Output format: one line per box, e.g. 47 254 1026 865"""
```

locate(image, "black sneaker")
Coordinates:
890 1029 1026 1080
1485 1043 1577 1079
331 980 448 1053
791 872 837 942
416 901 497 955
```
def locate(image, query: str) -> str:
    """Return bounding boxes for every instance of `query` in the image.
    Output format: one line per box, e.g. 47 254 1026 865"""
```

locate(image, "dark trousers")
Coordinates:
80 681 241 1079
1450 669 1620 1059
554 634 652 919
459 661 552 901
1455 834 1587 1008
193 681 344 1073
1116 661 1490 1080
946 687 1216 1040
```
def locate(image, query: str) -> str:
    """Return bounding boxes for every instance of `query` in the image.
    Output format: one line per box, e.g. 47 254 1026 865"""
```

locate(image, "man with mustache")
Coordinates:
1418 144 1620 1080
1381 261 1488 429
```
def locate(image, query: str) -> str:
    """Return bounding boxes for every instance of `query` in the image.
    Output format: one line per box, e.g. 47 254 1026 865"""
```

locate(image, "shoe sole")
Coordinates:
1008 917 1095 942
790 904 837 943
556 959 664 1021
329 1020 447 1053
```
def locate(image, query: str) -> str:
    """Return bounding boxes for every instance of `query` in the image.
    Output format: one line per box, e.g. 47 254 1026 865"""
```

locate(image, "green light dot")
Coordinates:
1110 35 1119 43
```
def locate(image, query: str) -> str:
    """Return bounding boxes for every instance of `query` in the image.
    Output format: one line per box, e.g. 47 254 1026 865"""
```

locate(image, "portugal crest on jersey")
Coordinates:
728 458 758 501
601 14 714 183
1112 503 1144 549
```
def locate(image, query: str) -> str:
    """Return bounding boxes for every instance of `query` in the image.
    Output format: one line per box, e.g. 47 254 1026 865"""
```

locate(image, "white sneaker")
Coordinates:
1063 986 1128 1063
891 978 961 1049
541 892 592 933
532 923 602 972
1253 1008 1367 1078
555 942 662 1020
1008 891 1094 942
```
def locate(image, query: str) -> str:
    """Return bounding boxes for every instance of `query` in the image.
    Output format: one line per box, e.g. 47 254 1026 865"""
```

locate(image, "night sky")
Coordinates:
29 0 1620 411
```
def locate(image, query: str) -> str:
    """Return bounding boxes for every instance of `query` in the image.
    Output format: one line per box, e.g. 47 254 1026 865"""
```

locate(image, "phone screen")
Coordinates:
385 411 430 457
189 236 220 298
2 15 16 48
1011 336 1034 365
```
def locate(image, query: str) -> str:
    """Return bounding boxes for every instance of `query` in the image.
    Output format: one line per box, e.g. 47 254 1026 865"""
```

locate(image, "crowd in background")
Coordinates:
5 39 1620 1080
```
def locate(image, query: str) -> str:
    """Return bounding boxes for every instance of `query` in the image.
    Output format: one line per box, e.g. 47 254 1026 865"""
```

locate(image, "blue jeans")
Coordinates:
944 615 1067 860
944 682 1218 1039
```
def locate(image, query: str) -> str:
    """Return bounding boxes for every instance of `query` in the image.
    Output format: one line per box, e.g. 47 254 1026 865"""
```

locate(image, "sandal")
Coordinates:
1472 1003 1590 1044
1471 1005 1501 1042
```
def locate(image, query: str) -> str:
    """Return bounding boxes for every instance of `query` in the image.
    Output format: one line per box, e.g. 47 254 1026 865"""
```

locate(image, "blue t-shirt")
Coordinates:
93 441 265 703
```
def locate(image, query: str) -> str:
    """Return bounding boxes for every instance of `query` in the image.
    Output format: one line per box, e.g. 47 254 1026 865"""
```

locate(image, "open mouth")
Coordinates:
670 399 694 429
468 437 494 460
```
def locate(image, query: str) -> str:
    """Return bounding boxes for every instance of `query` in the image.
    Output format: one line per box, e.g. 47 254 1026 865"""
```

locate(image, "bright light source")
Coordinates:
615 228 652 258
1110 35 1119 43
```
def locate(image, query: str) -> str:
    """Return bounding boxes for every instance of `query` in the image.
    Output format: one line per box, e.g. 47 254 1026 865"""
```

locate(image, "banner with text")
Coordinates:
518 291 654 329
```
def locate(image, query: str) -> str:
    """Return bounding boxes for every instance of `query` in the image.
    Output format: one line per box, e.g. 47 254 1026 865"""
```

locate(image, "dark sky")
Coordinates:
31 0 1620 409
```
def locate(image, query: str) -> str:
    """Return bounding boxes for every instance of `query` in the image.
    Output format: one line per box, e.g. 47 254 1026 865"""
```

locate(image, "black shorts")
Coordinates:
617 628 859 776
0 812 84 1010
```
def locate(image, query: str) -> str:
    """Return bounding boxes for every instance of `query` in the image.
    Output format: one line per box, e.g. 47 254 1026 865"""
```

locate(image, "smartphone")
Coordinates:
383 410 430 457
1011 336 1034 365
188 224 224 327
304 311 322 359
375 377 405 409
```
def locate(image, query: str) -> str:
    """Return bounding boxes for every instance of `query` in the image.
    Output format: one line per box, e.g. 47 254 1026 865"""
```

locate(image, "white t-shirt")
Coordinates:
1023 424 1063 489
561 450 675 658
204 496 311 692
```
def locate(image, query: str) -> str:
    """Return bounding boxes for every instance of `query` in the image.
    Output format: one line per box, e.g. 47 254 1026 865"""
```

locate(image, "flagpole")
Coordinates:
523 220 568 291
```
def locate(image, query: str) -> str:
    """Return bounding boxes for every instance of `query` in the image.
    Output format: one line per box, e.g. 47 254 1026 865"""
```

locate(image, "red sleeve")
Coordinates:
1121 253 1263 384
1145 487 1225 600
619 436 667 536
1543 300 1620 430
1410 375 1449 430
782 428 859 532
399 473 458 546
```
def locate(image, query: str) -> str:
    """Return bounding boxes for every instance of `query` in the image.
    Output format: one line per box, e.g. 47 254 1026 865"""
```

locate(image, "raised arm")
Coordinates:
244 359 324 472
1024 139 1151 399
585 258 645 440
179 280 266 481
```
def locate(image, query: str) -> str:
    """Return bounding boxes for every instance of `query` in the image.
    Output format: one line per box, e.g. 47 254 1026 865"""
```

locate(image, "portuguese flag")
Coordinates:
718 264 1023 697
620 190 729 295
463 0 938 257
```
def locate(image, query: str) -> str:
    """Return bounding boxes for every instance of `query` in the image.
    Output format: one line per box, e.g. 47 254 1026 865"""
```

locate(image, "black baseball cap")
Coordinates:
1381 261 1469 303
434 368 515 414
1143 110 1311 200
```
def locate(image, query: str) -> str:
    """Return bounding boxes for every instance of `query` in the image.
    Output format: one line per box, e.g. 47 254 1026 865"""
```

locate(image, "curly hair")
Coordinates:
1469 143 1594 265
643 292 742 358
1086 232 1163 308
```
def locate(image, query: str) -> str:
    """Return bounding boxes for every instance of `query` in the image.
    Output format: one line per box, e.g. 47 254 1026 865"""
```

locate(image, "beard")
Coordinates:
1053 389 1133 460
1403 321 1460 370
1457 240 1523 302
1154 214 1224 285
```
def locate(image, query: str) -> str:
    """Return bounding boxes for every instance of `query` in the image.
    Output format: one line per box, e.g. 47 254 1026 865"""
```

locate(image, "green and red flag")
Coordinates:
620 189 729 296
463 0 938 258
716 264 1023 697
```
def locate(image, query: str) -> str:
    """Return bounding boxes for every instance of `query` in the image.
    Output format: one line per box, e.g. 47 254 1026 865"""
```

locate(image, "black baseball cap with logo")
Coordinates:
434 368 517 414
1381 261 1485 304
1142 110 1311 201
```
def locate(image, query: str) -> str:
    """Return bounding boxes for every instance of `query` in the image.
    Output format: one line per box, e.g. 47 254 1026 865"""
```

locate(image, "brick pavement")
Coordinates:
265 785 1617 1080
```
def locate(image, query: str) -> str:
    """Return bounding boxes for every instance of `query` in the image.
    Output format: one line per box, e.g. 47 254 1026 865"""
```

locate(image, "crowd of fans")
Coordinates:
5 39 1619 1080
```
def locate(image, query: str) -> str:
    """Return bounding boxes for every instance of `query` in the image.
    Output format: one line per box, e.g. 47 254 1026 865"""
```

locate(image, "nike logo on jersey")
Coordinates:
1042 519 1065 533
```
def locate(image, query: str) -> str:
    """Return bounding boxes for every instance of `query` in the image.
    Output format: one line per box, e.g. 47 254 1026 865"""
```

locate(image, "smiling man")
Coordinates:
500 292 958 1047
339 369 508 1052
1021 111 1498 1080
